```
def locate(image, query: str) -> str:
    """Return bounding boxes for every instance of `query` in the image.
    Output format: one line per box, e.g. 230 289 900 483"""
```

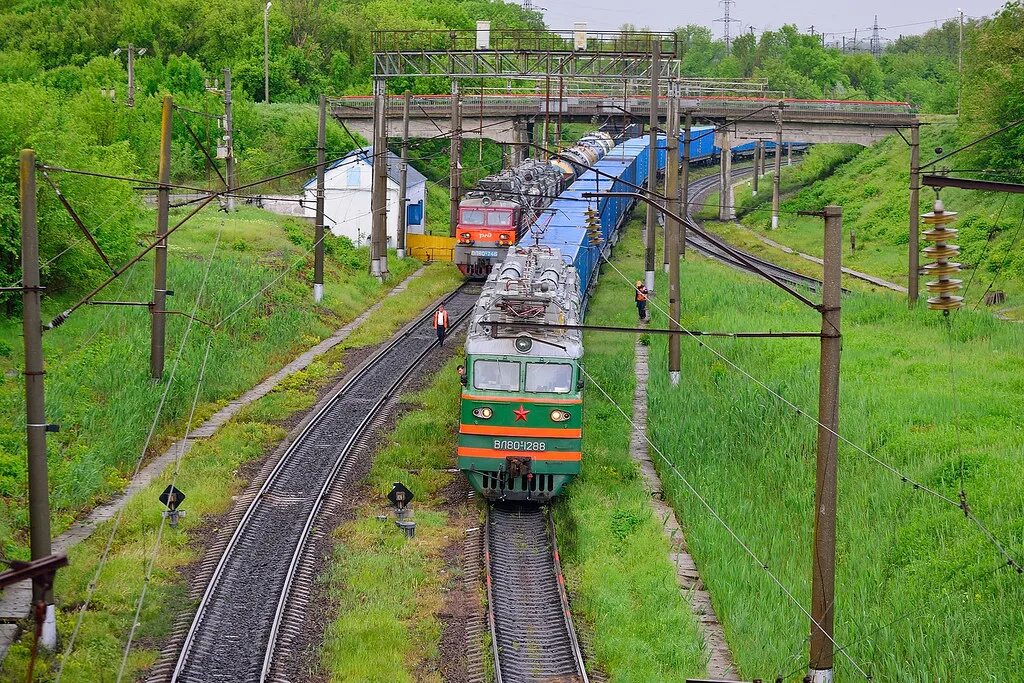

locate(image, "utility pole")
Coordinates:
752 140 761 196
397 90 411 260
449 80 462 238
313 94 326 303
808 205 843 683
223 69 236 213
663 90 677 274
908 125 921 305
151 95 172 380
680 110 692 258
665 93 682 386
719 129 733 221
371 79 389 278
957 8 964 117
20 148 57 649
772 105 783 229
113 44 147 107
264 1 273 104
644 40 660 295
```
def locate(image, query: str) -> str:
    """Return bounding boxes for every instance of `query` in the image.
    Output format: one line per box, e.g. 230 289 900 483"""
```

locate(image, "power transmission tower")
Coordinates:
112 44 147 107
870 15 882 57
715 0 741 53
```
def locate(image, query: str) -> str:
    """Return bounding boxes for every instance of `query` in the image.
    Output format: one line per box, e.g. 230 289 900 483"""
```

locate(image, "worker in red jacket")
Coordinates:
635 281 649 322
433 304 449 347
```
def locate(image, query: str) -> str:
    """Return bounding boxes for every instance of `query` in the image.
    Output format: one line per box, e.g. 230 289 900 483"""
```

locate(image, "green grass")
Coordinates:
717 121 1024 316
643 250 1024 680
0 204 448 560
0 249 462 681
553 214 709 681
320 355 467 682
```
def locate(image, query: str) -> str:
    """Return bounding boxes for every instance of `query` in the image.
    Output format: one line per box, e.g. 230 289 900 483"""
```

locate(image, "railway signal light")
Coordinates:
921 197 963 312
159 484 187 528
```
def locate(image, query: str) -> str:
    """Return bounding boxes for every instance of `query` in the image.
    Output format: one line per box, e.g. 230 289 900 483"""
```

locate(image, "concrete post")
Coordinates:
644 41 661 294
908 125 920 305
223 69 235 213
666 96 681 386
151 95 172 380
719 130 734 221
680 112 692 258
313 94 326 302
397 90 411 260
808 205 843 683
772 115 783 229
752 141 761 196
449 80 462 238
20 149 57 649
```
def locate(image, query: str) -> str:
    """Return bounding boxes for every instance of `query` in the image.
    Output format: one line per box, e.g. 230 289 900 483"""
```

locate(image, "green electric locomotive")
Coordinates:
457 247 584 501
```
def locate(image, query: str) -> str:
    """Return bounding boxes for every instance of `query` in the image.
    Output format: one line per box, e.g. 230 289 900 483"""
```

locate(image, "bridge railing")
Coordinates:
371 29 678 56
331 93 917 120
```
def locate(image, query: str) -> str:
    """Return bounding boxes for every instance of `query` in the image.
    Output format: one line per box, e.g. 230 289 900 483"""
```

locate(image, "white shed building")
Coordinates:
302 146 427 247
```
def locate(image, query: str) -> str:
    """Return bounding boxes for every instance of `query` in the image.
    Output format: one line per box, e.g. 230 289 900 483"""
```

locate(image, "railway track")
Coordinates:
163 283 480 683
685 168 824 291
485 504 589 683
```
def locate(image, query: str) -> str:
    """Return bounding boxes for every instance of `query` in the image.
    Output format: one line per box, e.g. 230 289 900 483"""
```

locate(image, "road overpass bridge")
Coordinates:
331 94 918 147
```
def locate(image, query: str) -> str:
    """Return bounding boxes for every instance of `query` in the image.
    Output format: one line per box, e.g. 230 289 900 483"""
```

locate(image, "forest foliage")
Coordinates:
0 0 1017 292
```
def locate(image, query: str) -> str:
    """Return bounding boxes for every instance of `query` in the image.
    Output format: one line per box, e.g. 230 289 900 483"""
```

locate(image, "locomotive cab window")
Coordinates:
525 363 574 394
460 210 486 225
473 360 521 391
486 210 513 226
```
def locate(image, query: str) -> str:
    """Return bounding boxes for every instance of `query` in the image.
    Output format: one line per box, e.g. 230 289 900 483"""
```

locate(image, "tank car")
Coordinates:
454 132 616 278
457 247 584 501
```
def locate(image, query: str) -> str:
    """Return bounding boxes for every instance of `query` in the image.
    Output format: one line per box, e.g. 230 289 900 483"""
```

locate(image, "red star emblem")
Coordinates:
513 405 530 422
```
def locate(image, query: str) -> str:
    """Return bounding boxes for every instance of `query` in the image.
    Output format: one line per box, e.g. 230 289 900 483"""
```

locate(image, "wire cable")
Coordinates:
600 253 1022 573
577 362 872 680
115 224 223 682
55 219 224 683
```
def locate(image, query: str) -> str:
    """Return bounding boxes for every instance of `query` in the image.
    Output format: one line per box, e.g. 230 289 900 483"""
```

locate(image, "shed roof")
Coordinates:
303 145 426 188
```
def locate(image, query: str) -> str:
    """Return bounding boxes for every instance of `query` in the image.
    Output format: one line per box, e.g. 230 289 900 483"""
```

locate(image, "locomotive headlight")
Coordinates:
473 407 493 419
514 335 533 353
550 409 571 422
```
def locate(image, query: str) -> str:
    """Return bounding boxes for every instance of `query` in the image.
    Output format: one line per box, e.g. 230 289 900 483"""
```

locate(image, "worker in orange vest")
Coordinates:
635 280 649 322
433 304 449 347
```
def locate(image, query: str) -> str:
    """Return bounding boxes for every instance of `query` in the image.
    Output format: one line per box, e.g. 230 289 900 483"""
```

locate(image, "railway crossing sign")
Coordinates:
159 484 186 511
388 482 414 510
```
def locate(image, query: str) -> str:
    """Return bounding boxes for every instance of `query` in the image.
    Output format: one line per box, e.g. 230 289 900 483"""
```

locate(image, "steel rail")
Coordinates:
259 293 477 681
485 504 589 683
170 283 478 683
684 168 825 291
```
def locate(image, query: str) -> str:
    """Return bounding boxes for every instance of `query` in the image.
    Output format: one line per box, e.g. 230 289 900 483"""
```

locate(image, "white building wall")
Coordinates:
303 158 426 247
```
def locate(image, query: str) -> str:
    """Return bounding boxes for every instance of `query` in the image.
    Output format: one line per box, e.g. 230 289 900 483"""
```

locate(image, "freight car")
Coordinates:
458 134 651 501
454 131 616 277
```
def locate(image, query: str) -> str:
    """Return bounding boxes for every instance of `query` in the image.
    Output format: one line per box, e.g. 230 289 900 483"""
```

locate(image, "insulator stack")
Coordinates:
585 207 602 245
921 198 963 311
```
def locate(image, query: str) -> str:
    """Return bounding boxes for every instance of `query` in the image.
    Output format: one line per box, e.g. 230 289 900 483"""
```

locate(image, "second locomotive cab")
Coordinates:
455 131 616 277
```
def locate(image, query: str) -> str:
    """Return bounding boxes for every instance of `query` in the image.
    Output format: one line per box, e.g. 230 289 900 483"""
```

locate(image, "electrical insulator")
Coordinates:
585 207 601 246
921 198 963 312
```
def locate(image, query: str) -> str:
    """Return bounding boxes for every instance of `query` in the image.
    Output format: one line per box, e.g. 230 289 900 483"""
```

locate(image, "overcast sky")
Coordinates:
538 0 1006 40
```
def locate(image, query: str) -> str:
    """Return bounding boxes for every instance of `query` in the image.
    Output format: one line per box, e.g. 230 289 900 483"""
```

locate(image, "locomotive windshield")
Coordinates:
486 210 513 226
461 209 486 225
473 360 521 391
525 363 574 394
